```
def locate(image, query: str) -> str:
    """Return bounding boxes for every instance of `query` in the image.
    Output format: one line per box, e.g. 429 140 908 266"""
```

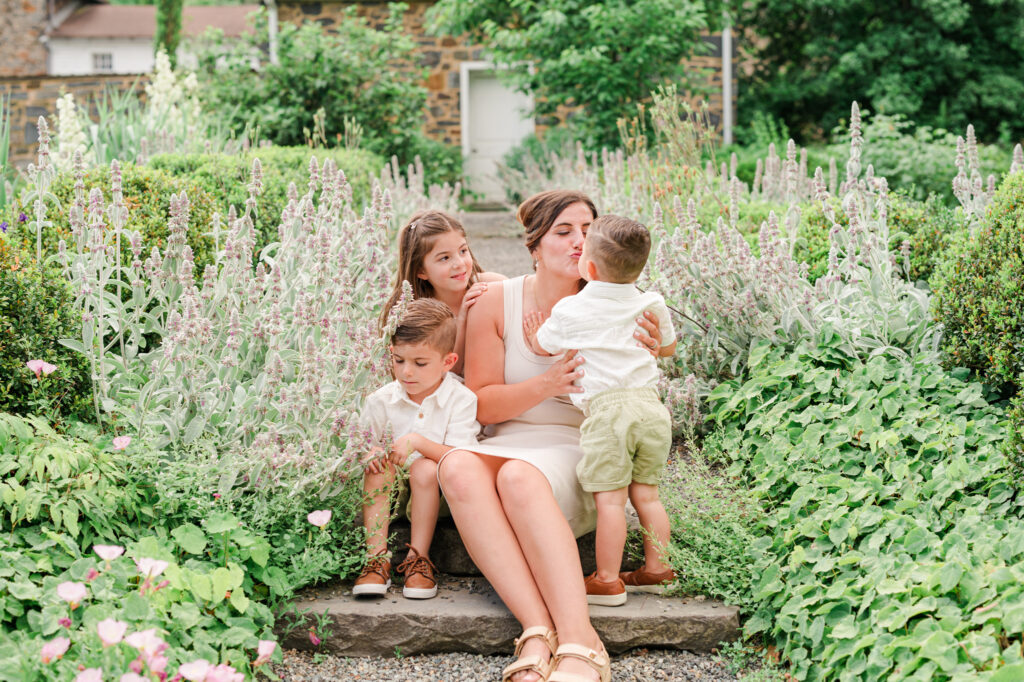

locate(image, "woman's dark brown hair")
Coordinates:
379 210 483 329
516 189 599 257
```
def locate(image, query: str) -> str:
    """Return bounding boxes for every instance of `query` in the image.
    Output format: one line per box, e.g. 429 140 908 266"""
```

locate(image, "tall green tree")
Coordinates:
427 0 712 149
738 0 1024 142
155 0 184 65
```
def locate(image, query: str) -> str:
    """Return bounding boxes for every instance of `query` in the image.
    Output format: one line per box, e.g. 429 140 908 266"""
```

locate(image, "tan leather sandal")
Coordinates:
501 626 559 682
548 642 611 682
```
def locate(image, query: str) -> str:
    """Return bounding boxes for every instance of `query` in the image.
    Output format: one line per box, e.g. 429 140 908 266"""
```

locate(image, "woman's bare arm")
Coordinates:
464 284 583 425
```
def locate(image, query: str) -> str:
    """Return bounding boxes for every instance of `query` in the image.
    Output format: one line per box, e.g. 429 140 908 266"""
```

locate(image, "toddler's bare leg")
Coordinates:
593 487 629 582
408 458 440 555
629 482 672 572
362 465 396 556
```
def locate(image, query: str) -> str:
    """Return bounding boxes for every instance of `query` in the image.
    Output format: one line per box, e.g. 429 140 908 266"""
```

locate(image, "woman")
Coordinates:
438 190 664 682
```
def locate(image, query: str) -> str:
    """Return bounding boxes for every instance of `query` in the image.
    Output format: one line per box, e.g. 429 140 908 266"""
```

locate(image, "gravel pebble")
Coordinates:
272 648 739 681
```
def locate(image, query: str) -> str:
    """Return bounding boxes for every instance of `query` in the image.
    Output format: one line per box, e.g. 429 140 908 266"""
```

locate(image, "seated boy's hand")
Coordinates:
389 434 420 467
362 447 388 475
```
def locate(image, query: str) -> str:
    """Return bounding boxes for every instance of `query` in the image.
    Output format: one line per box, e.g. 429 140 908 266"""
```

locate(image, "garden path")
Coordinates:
460 210 532 277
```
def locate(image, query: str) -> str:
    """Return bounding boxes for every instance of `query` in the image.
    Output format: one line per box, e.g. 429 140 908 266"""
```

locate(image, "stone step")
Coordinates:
278 576 740 657
386 518 644 576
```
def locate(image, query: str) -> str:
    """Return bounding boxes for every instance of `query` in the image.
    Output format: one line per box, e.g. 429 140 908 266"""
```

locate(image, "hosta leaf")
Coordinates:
171 523 208 555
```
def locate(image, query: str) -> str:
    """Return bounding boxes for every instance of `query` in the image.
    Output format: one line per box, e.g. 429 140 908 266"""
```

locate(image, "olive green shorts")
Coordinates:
577 387 672 493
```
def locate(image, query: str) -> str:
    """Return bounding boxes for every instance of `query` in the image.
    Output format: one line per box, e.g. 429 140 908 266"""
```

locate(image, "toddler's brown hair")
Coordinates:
391 298 457 354
585 215 651 283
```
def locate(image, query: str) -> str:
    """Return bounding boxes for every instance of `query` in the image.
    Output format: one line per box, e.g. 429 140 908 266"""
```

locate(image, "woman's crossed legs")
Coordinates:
439 449 604 681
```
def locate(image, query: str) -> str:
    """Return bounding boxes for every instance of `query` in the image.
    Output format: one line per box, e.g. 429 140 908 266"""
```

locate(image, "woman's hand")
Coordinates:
633 310 664 357
539 349 585 398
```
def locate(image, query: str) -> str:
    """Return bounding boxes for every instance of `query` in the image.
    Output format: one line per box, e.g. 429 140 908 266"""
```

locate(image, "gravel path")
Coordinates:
273 648 739 681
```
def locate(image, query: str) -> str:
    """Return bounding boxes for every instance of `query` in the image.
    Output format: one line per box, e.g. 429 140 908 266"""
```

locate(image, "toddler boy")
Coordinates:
353 298 480 599
526 214 677 606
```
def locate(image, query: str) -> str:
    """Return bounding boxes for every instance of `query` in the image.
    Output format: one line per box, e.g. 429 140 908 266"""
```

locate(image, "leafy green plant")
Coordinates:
707 333 1023 679
1008 394 1024 488
194 7 450 183
0 243 93 423
662 450 762 607
428 0 711 150
148 145 384 252
932 171 1024 393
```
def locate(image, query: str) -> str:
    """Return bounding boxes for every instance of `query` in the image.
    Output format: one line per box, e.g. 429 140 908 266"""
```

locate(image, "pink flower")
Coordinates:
253 640 276 666
27 359 58 379
121 674 148 682
94 545 125 562
134 558 169 579
58 617 72 628
148 654 168 676
97 618 128 647
75 669 103 682
204 664 244 682
308 628 321 646
112 436 132 451
124 628 168 658
128 658 144 675
176 660 212 682
306 509 332 529
40 636 71 663
86 568 100 582
57 581 87 609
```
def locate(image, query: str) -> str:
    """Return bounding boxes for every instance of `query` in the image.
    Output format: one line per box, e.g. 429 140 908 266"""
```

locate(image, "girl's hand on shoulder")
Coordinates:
634 310 663 357
461 282 488 312
540 349 585 398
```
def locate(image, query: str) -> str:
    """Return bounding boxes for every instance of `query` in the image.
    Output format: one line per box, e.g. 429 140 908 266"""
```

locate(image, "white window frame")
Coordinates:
92 52 113 73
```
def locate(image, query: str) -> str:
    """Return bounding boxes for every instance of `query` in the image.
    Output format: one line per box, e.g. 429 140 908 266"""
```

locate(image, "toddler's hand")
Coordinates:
523 311 552 356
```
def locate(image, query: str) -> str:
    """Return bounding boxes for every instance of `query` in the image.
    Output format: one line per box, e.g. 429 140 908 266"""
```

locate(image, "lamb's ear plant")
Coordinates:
378 154 460 236
55 152 403 500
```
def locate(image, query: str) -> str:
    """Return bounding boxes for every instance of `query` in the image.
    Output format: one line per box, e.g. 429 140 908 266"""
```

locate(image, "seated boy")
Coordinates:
353 298 480 599
525 214 678 606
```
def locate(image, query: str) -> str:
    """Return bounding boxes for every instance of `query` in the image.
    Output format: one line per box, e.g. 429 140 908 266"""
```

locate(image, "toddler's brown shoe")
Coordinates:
619 566 676 594
352 552 391 597
584 572 627 606
396 544 438 599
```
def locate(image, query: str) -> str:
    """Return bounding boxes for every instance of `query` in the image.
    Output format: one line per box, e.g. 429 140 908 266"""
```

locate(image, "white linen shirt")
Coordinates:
358 372 480 465
535 281 677 410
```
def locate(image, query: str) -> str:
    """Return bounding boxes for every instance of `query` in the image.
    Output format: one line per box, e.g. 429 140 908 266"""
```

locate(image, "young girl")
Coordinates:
381 210 506 375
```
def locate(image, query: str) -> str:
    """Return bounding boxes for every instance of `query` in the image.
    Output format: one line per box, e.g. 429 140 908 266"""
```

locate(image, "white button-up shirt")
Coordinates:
359 372 480 464
535 281 677 409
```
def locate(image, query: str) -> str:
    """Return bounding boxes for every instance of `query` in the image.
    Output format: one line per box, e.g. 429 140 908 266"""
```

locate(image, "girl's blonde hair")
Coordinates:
380 210 483 328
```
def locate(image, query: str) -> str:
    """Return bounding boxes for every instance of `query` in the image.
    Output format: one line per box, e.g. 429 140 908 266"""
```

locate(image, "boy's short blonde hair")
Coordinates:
391 298 457 354
586 215 651 283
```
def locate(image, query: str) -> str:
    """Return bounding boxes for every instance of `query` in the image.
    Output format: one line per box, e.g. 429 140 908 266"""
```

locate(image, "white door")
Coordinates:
463 67 535 203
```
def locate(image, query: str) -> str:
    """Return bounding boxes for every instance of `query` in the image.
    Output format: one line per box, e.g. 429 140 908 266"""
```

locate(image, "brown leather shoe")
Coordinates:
619 566 676 594
584 572 626 606
396 544 437 599
352 552 391 597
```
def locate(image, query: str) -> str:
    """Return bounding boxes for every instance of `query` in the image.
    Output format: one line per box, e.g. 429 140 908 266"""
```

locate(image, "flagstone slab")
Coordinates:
278 577 740 657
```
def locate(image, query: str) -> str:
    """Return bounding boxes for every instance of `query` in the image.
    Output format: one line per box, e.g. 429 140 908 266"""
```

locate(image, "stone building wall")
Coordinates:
278 1 734 146
0 0 50 77
1 74 147 167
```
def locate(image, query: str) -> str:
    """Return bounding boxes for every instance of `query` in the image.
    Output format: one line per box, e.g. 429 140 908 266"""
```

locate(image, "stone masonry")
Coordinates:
2 74 148 167
278 0 735 147
0 0 51 77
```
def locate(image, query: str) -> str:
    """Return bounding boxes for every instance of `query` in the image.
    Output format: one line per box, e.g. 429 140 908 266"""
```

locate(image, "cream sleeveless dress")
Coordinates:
468 275 597 538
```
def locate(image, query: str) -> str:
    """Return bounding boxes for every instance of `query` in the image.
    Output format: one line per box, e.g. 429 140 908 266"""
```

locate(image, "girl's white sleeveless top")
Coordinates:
470 275 597 537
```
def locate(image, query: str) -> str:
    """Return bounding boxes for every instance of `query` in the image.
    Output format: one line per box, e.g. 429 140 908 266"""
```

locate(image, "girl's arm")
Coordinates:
464 285 584 425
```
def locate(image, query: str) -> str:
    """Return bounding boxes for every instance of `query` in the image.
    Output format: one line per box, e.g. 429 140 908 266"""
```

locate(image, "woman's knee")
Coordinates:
437 450 484 502
495 460 547 506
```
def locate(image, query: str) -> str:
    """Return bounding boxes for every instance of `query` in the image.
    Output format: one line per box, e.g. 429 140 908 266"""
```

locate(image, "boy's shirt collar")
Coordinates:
385 372 459 406
580 280 640 299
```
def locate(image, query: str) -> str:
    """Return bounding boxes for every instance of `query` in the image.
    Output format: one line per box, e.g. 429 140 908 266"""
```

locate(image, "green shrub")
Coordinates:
795 193 967 283
709 334 1021 679
932 172 1024 391
0 242 92 423
10 163 220 272
149 145 384 253
1008 392 1024 488
662 448 762 608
